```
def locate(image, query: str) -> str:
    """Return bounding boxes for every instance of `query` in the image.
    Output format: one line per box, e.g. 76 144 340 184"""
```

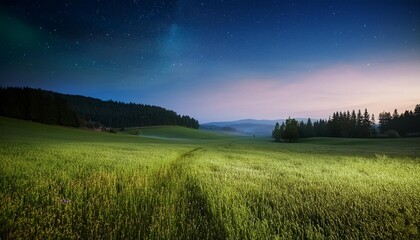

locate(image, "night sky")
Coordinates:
1 0 419 122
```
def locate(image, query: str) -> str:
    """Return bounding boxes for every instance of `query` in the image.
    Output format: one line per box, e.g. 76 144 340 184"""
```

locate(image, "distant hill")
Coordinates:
202 119 309 136
58 92 199 129
204 119 284 127
199 125 237 132
0 87 199 129
201 119 280 136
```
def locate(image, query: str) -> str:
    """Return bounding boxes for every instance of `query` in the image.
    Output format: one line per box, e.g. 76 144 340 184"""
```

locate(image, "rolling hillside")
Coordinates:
1 116 419 239
122 125 227 140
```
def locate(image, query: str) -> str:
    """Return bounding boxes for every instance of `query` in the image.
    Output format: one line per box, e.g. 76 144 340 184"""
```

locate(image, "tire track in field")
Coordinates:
147 147 227 239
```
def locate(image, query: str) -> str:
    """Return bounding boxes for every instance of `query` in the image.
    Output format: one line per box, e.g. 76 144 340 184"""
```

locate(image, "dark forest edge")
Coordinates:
273 105 420 142
0 87 199 129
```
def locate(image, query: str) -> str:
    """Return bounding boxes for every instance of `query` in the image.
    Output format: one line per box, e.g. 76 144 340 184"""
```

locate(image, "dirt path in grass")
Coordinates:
146 147 227 239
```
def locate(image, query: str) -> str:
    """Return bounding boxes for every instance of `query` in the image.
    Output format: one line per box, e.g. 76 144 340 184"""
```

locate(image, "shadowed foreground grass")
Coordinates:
0 117 419 239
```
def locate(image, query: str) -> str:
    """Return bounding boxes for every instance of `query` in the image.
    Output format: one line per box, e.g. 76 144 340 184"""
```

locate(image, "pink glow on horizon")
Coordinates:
175 61 420 122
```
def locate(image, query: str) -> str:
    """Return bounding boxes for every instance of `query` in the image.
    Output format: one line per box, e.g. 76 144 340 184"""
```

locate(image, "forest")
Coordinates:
0 87 199 129
0 87 79 127
273 105 420 142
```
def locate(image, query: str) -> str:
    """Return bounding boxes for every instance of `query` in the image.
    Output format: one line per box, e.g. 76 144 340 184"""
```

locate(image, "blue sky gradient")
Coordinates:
1 0 419 122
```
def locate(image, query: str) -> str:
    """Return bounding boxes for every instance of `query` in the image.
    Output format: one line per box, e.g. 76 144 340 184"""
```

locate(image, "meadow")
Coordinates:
0 116 419 239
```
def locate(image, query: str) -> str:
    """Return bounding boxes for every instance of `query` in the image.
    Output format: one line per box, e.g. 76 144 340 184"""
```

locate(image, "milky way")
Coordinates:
1 0 419 122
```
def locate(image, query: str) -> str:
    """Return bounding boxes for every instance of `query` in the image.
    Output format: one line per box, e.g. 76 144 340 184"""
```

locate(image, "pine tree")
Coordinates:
379 111 392 133
370 113 376 136
356 109 363 137
305 118 314 137
362 108 371 137
350 110 357 137
283 118 299 143
298 120 306 138
272 122 280 139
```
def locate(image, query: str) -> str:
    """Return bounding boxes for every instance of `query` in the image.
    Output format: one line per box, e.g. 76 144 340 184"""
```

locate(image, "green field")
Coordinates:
1 116 419 239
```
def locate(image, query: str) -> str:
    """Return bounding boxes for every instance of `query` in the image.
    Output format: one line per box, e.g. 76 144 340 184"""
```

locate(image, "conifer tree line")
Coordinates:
273 105 420 141
378 105 420 137
313 109 375 138
59 93 199 129
0 87 199 129
0 87 79 127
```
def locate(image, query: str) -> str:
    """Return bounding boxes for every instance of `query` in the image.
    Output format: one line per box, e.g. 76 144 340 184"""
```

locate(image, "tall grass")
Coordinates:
1 117 419 239
190 144 420 239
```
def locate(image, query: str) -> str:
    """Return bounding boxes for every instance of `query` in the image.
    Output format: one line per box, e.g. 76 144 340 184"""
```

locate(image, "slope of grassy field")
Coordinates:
1 116 419 239
122 125 227 140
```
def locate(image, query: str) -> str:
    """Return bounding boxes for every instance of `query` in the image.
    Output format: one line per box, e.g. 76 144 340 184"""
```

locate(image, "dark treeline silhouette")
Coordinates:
273 105 420 142
0 87 79 127
59 93 199 129
0 87 199 129
312 109 375 138
272 118 299 143
378 105 420 137
273 109 375 142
